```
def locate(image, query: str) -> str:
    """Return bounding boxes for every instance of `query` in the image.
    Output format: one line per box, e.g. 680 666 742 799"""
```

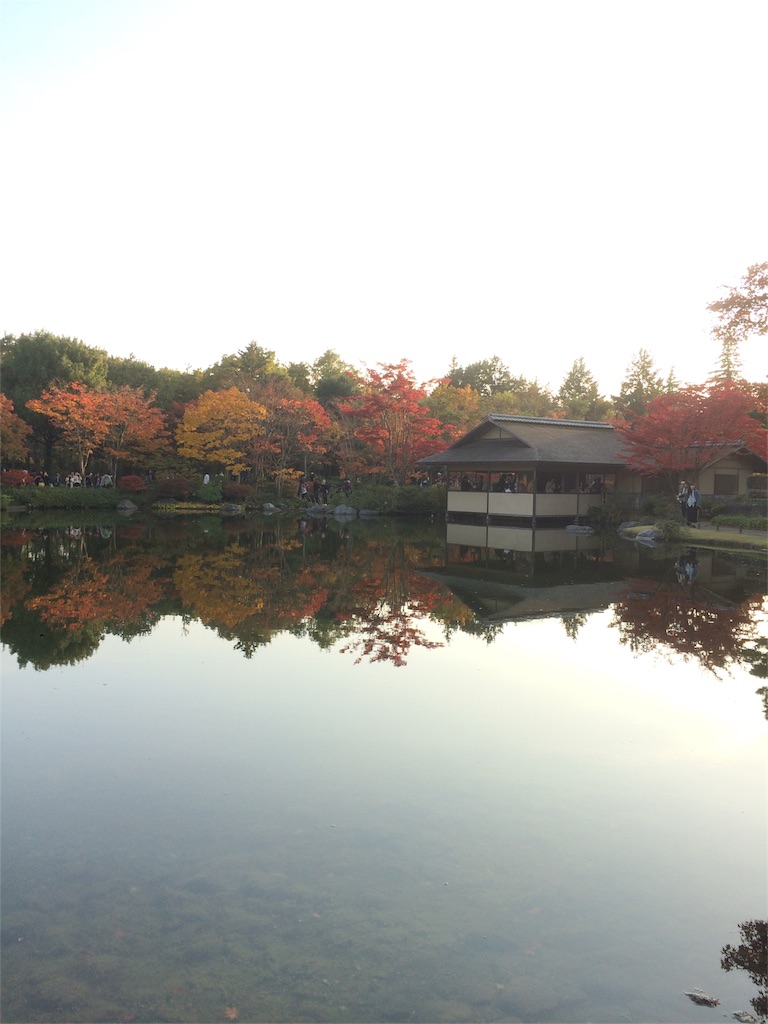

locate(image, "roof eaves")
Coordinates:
487 413 614 429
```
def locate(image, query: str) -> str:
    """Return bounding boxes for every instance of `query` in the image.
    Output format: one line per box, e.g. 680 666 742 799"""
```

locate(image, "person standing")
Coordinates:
677 481 690 522
685 483 701 527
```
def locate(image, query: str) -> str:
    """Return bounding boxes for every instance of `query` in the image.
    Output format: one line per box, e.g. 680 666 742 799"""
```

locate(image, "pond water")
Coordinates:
1 514 766 1024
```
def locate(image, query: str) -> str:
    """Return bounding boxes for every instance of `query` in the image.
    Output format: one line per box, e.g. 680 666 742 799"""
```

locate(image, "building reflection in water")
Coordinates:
0 520 765 686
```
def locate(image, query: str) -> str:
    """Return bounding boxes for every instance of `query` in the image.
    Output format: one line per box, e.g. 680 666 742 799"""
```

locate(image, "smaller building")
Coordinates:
687 443 765 498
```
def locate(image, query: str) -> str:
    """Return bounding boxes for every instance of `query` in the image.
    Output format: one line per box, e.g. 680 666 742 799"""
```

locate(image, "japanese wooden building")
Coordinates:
417 413 765 525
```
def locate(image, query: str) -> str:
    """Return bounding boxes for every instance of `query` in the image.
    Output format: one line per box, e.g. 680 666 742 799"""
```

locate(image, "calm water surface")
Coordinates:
1 516 765 1023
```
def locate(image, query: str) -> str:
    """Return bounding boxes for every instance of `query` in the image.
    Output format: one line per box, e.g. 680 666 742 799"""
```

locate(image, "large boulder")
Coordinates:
333 504 357 517
116 499 138 514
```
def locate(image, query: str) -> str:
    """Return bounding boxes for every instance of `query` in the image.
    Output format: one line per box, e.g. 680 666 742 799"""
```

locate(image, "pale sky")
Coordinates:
1 0 766 396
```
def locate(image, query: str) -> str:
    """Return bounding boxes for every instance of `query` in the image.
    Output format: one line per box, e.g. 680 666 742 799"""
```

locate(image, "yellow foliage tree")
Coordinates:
175 387 266 477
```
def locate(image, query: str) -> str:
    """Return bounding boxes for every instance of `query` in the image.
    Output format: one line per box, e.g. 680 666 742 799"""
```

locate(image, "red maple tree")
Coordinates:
614 382 767 491
339 361 450 484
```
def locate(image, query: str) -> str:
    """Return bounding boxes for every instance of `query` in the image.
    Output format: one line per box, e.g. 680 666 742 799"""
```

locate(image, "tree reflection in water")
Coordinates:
1 522 766 694
0 518 477 669
337 547 443 665
721 920 768 1021
610 547 766 686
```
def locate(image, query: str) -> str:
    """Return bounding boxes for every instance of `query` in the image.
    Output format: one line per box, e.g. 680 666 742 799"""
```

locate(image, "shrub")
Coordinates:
194 480 224 502
117 475 147 492
0 486 117 509
223 482 256 502
710 514 768 531
337 481 447 516
1 469 33 488
335 482 393 512
654 518 687 540
390 483 446 517
154 476 193 500
586 496 626 529
638 495 680 518
709 499 765 517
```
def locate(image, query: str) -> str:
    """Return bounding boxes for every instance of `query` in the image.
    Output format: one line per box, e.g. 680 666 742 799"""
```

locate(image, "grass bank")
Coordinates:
620 520 767 552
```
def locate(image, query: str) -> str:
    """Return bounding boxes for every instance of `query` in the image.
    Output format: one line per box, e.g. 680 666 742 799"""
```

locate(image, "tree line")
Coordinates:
0 263 765 491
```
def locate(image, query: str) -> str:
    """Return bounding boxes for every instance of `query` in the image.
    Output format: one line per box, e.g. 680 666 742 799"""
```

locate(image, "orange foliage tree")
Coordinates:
26 382 169 477
0 393 32 463
27 382 111 476
249 380 332 494
99 386 170 476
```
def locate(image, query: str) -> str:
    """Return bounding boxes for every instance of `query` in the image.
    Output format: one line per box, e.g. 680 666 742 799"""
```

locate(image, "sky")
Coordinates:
1 0 766 397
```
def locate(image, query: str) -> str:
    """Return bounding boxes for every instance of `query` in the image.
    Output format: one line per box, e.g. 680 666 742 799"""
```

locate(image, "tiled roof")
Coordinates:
418 414 625 469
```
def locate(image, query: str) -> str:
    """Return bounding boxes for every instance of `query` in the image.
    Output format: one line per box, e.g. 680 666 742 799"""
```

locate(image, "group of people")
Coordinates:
677 480 701 526
495 473 532 493
298 475 352 504
65 471 113 488
460 474 487 492
456 473 606 495
410 473 442 487
28 470 113 487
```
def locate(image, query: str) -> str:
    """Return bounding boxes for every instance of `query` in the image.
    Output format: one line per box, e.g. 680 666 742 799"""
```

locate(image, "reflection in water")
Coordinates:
2 521 766 687
675 548 699 585
1 518 472 669
610 547 766 681
1 519 766 1023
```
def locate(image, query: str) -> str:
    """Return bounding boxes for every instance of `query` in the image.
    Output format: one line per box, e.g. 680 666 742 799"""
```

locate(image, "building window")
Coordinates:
713 473 739 494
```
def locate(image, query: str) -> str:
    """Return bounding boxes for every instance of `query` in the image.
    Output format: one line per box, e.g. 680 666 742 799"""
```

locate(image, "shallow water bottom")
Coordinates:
2 617 764 1022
